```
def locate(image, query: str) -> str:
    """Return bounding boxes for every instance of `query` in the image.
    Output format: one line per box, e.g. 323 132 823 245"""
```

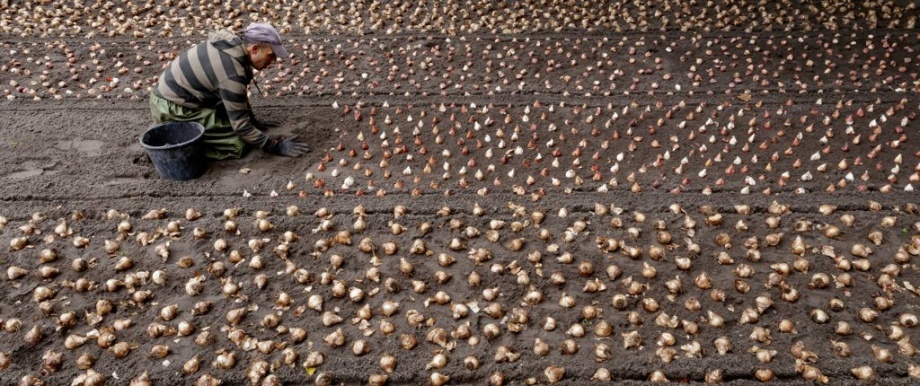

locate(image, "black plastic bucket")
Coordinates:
140 122 208 181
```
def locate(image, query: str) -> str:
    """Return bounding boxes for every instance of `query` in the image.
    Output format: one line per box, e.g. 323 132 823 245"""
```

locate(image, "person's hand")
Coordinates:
264 136 309 157
251 115 281 131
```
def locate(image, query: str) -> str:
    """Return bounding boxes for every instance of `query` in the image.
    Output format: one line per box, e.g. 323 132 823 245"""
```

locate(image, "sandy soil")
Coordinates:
1 1 920 385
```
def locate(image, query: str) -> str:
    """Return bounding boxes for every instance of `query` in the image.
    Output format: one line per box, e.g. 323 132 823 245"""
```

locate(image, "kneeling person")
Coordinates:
149 22 308 159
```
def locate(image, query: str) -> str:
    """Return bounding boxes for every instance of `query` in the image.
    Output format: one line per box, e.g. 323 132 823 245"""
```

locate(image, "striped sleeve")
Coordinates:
219 77 269 148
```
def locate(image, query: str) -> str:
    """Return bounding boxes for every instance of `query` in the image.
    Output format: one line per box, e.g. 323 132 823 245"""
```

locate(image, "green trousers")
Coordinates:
149 90 247 160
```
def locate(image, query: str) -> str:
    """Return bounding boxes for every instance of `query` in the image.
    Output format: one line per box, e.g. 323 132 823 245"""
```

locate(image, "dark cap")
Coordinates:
242 23 289 60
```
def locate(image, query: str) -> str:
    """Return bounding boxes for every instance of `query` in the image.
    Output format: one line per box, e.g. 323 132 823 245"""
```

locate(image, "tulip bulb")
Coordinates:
909 363 920 379
426 353 447 370
851 366 874 380
544 366 565 384
872 345 894 363
367 374 388 386
649 370 668 382
378 353 397 373
429 373 449 386
450 354 475 372
867 230 884 245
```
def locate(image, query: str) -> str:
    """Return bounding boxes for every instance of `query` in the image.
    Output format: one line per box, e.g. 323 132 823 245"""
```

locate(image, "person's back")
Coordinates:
154 30 251 111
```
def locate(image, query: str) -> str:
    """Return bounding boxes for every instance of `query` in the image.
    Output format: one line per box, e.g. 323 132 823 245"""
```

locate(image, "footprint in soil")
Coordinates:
55 139 105 157
6 167 45 180
5 160 59 180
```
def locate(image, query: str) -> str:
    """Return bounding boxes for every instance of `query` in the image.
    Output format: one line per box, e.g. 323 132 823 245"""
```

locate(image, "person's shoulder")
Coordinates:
208 30 242 48
207 30 248 68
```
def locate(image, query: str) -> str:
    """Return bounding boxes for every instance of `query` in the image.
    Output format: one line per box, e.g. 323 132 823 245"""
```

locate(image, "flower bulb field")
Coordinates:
1 1 920 385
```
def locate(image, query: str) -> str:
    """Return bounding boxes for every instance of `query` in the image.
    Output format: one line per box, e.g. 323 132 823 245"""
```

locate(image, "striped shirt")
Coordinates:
154 30 267 148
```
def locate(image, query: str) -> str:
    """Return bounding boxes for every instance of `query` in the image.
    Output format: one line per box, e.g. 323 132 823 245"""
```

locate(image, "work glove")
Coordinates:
264 136 310 157
251 115 281 131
